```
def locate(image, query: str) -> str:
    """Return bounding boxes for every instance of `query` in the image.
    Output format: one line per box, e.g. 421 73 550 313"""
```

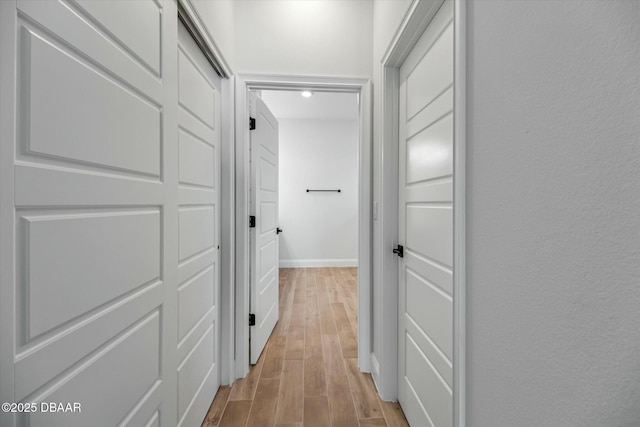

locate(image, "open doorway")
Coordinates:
233 75 372 381
201 76 388 425
256 88 360 364
261 90 359 270
246 88 361 367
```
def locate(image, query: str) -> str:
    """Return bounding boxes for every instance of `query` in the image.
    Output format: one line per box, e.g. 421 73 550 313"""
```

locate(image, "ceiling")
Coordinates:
260 90 359 121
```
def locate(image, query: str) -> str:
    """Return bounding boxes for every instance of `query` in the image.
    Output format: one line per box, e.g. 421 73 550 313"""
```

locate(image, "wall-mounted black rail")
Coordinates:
306 189 341 193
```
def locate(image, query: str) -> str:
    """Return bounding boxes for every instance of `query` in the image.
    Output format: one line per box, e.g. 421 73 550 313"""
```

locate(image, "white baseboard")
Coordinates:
279 259 358 268
370 352 380 377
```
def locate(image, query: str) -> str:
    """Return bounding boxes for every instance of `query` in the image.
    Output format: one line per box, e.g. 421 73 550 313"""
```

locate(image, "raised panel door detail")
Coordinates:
406 269 452 360
179 130 215 188
258 276 278 328
260 201 276 233
406 23 453 120
145 411 160 427
406 86 453 140
16 1 162 104
405 205 453 268
15 283 162 401
259 112 278 155
2 2 180 427
74 0 161 74
405 333 452 427
22 28 161 176
260 158 276 192
406 114 453 184
259 239 277 282
21 210 160 340
178 206 215 261
177 326 215 420
28 311 161 427
178 266 215 341
178 49 215 129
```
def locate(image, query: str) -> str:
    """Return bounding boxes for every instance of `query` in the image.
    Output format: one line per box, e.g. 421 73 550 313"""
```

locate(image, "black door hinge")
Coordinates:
393 244 404 258
249 215 256 228
249 117 256 130
249 313 256 326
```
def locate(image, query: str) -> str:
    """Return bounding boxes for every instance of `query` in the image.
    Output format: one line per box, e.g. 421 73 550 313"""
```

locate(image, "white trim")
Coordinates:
234 74 372 378
381 0 445 67
378 2 466 425
375 64 400 401
0 2 16 426
453 1 467 425
219 76 235 386
370 352 381 378
177 0 233 78
279 259 358 268
234 76 251 378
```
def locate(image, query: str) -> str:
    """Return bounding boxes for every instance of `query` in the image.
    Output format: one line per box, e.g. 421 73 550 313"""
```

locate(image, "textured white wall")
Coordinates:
278 119 358 267
234 0 372 77
466 1 640 425
188 0 235 70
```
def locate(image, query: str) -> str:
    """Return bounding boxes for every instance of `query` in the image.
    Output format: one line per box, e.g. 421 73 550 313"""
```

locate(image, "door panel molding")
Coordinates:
0 2 227 425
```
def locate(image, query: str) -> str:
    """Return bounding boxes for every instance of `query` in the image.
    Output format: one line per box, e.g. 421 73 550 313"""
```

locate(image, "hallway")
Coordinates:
201 268 408 427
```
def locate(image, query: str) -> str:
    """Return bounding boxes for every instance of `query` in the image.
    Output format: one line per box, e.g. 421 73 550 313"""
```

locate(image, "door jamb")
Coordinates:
234 74 372 378
378 1 466 425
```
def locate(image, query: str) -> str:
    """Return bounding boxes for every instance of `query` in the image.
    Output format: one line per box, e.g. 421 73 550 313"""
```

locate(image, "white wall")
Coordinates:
234 0 372 77
466 1 640 425
277 119 358 267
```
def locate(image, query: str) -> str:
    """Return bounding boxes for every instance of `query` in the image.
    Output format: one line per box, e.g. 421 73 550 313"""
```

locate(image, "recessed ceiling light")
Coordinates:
301 91 313 98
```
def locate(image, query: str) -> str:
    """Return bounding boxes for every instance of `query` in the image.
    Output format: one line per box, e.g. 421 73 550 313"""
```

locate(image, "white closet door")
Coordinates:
176 19 221 427
0 2 221 426
249 94 280 364
0 1 174 426
397 2 455 426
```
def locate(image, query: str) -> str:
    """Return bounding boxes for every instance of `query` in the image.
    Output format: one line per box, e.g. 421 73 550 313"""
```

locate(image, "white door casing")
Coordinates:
234 76 370 378
397 2 455 426
0 2 221 426
176 19 221 427
249 93 280 364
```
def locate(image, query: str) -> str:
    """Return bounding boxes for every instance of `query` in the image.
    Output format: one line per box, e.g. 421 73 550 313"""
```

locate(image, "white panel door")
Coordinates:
0 2 222 427
0 1 173 426
176 20 221 427
397 2 454 427
249 94 280 364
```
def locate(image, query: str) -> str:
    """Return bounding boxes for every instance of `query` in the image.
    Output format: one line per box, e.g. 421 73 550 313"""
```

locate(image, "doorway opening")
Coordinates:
233 75 372 381
256 88 360 364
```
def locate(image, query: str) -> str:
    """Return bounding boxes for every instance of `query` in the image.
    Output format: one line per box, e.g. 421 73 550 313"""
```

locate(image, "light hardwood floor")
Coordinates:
202 267 409 427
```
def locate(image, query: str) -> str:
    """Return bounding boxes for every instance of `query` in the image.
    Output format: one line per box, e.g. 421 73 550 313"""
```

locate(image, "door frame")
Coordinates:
234 74 372 378
378 0 466 424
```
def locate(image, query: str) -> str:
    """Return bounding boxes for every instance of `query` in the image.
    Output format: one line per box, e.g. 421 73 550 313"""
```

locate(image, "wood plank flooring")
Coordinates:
202 267 409 427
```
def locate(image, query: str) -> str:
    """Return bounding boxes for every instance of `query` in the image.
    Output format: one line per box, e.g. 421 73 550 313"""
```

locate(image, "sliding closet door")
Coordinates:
0 1 222 426
175 19 222 427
